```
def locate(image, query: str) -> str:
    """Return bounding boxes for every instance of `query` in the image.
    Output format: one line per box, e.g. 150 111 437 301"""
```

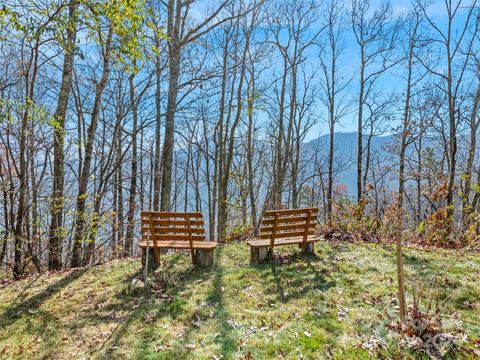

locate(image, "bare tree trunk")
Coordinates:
462 77 480 226
217 10 255 241
71 28 112 268
115 109 125 256
184 136 192 212
28 136 43 273
48 0 78 271
125 69 138 257
153 34 162 211
202 114 215 241
0 160 9 265
357 58 364 204
327 106 335 224
14 37 40 278
216 25 236 242
112 169 118 258
160 0 182 212
446 39 457 221
415 130 423 223
246 76 257 230
320 0 348 225
272 59 288 208
396 23 415 323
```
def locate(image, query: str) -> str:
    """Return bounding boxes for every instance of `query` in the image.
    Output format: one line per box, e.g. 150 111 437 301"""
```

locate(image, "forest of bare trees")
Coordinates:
0 0 479 279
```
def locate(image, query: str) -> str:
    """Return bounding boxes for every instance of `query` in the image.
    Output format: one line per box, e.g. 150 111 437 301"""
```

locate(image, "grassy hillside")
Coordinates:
0 242 479 359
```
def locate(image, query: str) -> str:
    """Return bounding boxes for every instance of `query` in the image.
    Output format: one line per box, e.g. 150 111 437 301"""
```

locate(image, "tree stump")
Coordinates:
250 247 270 264
141 248 159 272
299 243 314 254
194 249 214 267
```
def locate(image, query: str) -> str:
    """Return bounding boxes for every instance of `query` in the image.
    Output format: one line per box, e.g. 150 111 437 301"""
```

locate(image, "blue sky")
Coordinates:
303 0 474 141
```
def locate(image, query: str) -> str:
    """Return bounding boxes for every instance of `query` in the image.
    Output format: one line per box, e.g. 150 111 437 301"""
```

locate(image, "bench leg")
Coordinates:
250 247 270 264
299 243 314 254
141 248 159 272
193 249 214 267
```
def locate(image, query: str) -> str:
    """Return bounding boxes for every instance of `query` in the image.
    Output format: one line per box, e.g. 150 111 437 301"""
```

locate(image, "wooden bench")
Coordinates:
139 211 217 270
247 207 320 263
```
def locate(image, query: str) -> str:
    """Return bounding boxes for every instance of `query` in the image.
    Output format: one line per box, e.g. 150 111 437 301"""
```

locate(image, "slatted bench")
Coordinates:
247 207 320 263
139 211 217 270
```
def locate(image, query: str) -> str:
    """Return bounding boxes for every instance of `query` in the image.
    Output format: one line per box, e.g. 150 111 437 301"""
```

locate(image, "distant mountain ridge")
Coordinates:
175 132 397 209
303 132 396 195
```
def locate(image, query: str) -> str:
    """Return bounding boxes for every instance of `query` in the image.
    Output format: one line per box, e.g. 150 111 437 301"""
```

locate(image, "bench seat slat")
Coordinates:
247 235 321 248
139 240 217 249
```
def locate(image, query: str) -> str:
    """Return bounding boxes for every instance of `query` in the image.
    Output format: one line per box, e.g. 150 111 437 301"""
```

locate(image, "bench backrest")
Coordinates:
260 208 318 247
141 211 206 249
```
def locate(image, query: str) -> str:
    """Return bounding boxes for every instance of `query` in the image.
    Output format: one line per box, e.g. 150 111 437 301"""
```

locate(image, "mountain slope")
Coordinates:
303 132 396 195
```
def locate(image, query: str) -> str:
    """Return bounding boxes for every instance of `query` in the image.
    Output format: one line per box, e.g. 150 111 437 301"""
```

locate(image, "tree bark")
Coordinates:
160 0 181 212
71 28 112 268
246 75 257 230
48 0 78 271
462 77 480 226
14 36 40 278
153 33 162 211
125 68 138 257
217 12 254 241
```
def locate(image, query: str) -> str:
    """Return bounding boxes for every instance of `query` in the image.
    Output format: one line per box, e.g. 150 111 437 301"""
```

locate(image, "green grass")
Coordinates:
0 242 479 359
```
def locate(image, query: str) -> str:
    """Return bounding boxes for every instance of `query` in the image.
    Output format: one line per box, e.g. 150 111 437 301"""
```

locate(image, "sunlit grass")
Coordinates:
0 242 478 359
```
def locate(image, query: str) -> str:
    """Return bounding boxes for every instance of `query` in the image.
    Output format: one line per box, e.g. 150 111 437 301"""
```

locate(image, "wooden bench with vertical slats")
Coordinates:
139 211 217 269
247 208 320 263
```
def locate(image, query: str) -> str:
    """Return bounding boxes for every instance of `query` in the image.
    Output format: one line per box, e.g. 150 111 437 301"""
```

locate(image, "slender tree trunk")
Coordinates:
217 14 254 240
112 169 118 258
202 115 215 241
14 37 40 278
28 138 42 273
48 0 78 271
272 59 288 208
125 69 138 257
160 0 181 211
153 34 162 211
184 139 191 212
357 56 365 205
396 30 414 322
288 64 299 208
216 27 234 242
71 28 112 268
246 78 256 230
160 48 180 211
115 110 125 255
445 22 456 224
416 131 423 223
0 160 9 265
462 78 480 226
327 51 335 224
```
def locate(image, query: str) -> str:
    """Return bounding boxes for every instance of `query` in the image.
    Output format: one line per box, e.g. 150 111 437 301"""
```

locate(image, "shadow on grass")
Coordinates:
267 249 336 303
134 246 239 359
0 268 86 330
96 252 215 359
205 246 237 359
403 253 435 271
